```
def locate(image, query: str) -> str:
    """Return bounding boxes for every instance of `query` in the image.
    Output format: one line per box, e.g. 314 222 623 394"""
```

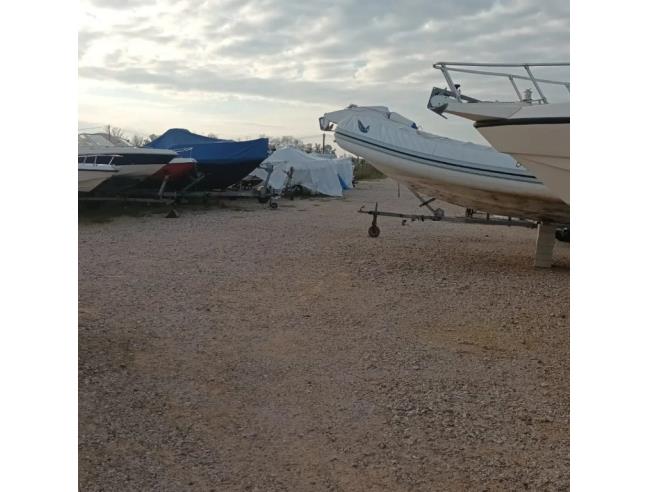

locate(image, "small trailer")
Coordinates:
359 203 540 237
358 191 568 268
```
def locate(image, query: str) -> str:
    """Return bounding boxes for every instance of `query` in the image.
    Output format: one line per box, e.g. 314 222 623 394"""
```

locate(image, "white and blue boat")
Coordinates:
78 133 176 193
320 105 568 223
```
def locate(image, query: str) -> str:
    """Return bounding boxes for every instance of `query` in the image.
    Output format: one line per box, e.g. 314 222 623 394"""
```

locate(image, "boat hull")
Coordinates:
194 160 267 190
78 147 177 194
336 131 569 223
140 157 196 190
92 163 168 194
78 169 117 193
476 120 570 204
434 99 571 205
153 161 196 181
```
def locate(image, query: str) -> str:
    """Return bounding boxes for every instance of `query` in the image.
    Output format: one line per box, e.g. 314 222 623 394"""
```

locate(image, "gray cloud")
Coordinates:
78 65 404 107
87 0 153 7
116 25 177 44
78 30 104 57
79 0 569 137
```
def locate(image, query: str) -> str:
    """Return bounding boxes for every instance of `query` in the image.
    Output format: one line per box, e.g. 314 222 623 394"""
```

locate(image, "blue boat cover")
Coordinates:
146 128 228 148
146 128 269 189
146 128 268 164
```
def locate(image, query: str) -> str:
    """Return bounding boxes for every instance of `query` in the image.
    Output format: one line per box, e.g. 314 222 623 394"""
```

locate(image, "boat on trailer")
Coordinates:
146 129 269 190
427 62 570 204
320 104 569 267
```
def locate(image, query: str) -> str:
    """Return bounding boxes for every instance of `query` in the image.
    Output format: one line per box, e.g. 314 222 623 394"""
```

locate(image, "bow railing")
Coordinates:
433 62 570 104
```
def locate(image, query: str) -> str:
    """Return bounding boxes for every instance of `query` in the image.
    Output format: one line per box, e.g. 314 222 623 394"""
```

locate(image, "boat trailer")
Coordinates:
360 203 537 236
79 163 283 215
157 162 281 208
359 199 567 268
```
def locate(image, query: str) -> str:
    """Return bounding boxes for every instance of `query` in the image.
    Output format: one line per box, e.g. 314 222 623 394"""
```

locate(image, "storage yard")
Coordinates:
79 179 569 490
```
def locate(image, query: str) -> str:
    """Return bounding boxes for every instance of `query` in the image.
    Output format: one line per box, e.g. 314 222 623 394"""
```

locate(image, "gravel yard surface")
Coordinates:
79 179 569 491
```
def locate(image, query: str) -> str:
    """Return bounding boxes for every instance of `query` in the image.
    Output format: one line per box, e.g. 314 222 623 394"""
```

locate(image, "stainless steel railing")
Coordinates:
433 62 570 104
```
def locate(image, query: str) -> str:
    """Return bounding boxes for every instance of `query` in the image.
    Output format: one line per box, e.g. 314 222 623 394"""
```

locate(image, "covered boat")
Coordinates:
146 129 269 190
249 147 354 197
320 105 569 223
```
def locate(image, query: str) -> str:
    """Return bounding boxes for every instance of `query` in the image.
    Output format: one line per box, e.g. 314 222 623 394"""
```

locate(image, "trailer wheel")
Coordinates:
269 201 278 209
368 225 381 238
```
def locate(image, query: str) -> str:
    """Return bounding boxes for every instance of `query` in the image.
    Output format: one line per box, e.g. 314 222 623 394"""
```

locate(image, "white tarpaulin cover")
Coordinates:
251 147 354 197
318 105 570 223
312 153 355 191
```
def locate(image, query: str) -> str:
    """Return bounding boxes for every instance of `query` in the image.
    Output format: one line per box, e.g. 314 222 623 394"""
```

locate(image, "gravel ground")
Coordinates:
79 179 569 491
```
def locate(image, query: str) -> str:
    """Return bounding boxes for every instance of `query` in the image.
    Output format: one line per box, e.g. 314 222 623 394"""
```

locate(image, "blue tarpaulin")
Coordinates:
147 129 269 189
146 128 228 148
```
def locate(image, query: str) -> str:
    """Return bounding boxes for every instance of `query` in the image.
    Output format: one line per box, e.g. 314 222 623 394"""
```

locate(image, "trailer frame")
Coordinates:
359 201 567 268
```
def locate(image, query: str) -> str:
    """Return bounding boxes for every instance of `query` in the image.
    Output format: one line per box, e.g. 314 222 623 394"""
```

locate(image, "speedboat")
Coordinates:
78 160 119 193
427 62 569 204
78 133 177 192
146 129 269 190
320 105 569 223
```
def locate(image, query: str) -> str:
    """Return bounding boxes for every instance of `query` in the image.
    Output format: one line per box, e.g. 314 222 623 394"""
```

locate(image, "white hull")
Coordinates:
78 163 118 193
113 163 166 180
428 95 570 204
321 106 569 223
78 170 116 192
78 134 177 182
337 134 569 223
477 121 569 204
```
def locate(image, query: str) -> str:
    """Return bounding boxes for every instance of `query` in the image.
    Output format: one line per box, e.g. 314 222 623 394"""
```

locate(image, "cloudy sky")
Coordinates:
78 0 569 146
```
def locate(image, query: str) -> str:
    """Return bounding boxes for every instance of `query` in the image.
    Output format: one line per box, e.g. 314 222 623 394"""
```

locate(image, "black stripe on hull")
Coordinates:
335 130 538 182
474 117 570 128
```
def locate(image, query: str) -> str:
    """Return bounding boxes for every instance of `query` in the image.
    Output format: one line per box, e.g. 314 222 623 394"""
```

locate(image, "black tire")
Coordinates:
368 225 381 238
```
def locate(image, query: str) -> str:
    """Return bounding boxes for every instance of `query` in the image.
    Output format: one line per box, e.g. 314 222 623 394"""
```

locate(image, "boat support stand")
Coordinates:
534 221 557 268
